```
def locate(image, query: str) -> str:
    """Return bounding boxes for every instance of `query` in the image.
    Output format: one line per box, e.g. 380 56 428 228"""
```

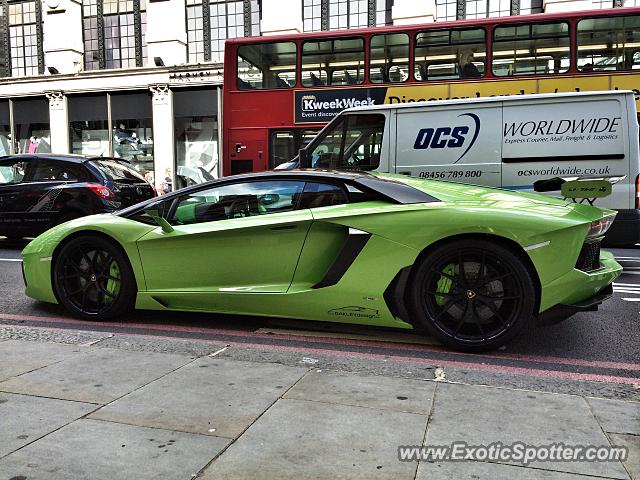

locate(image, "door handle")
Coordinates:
269 225 297 231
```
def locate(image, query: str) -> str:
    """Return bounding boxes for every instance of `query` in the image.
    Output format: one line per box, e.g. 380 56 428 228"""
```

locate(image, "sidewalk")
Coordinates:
0 336 638 480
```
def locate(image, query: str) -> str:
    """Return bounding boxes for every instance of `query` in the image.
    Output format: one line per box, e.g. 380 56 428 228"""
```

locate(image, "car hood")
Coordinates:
372 173 614 222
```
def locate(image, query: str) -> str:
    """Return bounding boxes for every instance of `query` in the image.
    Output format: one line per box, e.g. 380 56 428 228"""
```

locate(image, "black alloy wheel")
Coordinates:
53 236 136 320
409 239 536 352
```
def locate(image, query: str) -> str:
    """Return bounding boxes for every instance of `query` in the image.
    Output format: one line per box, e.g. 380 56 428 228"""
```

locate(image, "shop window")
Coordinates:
302 37 364 87
414 28 486 81
173 88 219 190
12 97 50 154
237 41 296 89
0 101 9 156
110 92 154 184
370 33 409 83
68 94 110 157
492 22 570 76
577 15 640 72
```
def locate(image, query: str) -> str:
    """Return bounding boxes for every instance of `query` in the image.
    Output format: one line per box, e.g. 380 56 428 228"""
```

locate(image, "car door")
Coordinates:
136 179 312 296
0 157 35 235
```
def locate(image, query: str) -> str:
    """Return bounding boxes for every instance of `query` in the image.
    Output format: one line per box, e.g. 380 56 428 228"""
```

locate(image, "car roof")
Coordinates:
116 169 437 217
0 153 95 164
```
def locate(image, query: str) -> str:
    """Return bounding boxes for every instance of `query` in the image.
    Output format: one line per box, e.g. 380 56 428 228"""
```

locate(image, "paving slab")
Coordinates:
587 397 640 435
0 339 81 381
200 398 427 480
89 357 307 438
609 433 640 480
425 383 629 479
0 347 193 404
417 460 605 479
284 370 436 414
0 392 96 458
0 418 229 480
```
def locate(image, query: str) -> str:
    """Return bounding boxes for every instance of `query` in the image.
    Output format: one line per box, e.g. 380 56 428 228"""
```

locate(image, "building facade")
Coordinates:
0 0 633 192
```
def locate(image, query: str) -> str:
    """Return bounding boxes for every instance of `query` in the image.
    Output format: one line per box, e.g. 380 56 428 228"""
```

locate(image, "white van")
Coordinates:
293 91 640 246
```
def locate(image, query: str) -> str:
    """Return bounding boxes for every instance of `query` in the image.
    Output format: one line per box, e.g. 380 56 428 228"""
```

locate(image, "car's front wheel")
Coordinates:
52 235 136 320
408 239 536 352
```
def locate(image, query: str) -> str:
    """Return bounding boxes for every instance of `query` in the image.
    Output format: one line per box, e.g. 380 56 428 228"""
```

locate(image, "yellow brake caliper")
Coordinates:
435 264 455 306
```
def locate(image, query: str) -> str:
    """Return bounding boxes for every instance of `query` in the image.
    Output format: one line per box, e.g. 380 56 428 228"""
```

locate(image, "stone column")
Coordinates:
45 91 69 153
261 0 303 35
150 84 175 194
42 0 84 74
392 0 436 25
145 0 188 67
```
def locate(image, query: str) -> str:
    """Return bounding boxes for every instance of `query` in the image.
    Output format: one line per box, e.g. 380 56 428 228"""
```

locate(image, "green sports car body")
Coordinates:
21 170 622 351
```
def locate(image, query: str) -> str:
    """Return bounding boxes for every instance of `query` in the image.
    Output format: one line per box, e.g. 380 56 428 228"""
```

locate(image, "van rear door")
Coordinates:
500 95 630 211
393 104 502 186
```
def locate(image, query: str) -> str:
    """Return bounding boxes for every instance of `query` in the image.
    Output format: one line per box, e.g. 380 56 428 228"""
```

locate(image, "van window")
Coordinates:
370 33 410 83
237 42 297 90
577 15 640 72
414 28 486 81
302 37 364 87
308 114 385 171
492 22 570 76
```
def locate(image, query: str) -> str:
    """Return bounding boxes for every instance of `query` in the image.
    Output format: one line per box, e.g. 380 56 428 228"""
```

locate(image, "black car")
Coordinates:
0 154 156 239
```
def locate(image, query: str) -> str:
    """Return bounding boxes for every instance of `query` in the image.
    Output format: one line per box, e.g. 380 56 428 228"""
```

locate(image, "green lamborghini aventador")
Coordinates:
21 170 621 351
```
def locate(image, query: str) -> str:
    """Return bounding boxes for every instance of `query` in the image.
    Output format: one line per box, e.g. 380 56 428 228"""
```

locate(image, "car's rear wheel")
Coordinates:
408 239 536 352
53 236 136 320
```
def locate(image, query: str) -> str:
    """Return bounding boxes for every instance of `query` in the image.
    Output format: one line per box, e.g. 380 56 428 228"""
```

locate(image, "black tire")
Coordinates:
407 239 536 352
52 235 136 320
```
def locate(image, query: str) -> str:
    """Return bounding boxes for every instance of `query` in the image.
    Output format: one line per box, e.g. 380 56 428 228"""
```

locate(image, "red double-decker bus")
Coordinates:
223 7 640 176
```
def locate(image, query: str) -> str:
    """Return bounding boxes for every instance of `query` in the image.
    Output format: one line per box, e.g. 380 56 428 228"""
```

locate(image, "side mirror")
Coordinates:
298 148 310 168
144 206 174 233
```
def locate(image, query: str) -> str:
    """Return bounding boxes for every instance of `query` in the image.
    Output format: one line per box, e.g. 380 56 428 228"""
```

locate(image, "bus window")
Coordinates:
492 22 570 76
237 42 297 90
302 37 365 87
577 15 640 72
308 114 385 170
414 28 486 81
270 129 321 168
370 33 410 83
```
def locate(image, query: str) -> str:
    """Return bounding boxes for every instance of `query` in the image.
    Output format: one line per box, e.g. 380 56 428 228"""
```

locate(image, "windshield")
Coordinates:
307 113 385 171
92 159 146 183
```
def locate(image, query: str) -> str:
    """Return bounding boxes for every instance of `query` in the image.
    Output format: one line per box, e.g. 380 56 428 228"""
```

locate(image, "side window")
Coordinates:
237 42 297 90
414 28 486 81
370 33 410 83
577 15 640 72
492 22 570 76
32 161 81 182
299 182 348 209
169 180 305 225
302 37 364 87
0 160 30 184
309 114 385 171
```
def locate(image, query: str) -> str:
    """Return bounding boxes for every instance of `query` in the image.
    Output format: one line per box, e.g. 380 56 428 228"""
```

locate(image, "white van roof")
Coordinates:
343 90 635 113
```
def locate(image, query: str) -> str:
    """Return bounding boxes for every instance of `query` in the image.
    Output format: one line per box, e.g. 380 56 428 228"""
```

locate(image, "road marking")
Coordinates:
0 258 21 262
614 282 640 287
615 257 640 260
621 298 640 302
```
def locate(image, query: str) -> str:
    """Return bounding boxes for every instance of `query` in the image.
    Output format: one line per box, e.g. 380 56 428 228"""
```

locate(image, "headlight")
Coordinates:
587 214 616 237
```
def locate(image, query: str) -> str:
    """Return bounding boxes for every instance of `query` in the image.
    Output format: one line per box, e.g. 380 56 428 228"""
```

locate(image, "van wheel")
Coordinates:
407 239 535 352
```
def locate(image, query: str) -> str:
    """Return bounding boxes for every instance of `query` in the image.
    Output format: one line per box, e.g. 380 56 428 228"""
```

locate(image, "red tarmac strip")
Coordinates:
1 312 639 376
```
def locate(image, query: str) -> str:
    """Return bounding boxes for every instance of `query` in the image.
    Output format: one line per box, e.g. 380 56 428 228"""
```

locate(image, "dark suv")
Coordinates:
0 154 156 239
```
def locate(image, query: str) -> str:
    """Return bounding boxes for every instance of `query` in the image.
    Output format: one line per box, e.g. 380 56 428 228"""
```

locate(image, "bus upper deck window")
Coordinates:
237 42 297 90
370 33 410 84
302 37 365 87
414 28 486 81
577 15 640 72
492 22 570 77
